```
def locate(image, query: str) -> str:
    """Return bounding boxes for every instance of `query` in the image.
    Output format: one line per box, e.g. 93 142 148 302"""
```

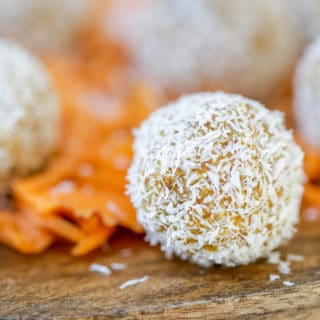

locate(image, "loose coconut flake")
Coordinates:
89 263 112 276
287 254 304 262
111 263 127 271
269 274 280 282
283 280 295 287
119 275 149 290
278 261 291 275
267 251 281 265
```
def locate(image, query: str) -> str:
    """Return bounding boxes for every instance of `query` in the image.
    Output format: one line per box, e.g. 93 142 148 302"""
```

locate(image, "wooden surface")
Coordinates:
0 215 319 320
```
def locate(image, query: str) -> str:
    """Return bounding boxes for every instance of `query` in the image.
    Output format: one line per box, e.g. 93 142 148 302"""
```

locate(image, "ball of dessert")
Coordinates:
0 39 60 193
290 0 320 42
107 0 300 99
294 38 320 149
0 0 89 53
127 92 304 267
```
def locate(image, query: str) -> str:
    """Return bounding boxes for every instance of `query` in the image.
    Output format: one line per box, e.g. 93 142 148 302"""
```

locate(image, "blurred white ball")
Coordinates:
107 0 301 99
0 39 60 193
294 37 320 149
0 0 90 53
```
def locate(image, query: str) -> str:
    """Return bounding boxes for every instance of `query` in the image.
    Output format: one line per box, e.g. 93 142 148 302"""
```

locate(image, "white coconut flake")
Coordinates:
278 261 291 275
128 92 304 267
283 280 295 287
287 254 304 262
119 275 149 290
111 263 127 271
89 263 112 276
269 274 280 282
267 251 281 265
294 37 320 149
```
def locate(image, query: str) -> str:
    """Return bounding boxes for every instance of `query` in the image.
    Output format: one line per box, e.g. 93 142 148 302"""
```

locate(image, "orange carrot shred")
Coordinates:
71 226 115 256
0 13 163 255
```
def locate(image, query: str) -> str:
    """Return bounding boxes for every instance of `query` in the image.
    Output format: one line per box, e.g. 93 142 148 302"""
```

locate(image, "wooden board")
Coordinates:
0 215 319 320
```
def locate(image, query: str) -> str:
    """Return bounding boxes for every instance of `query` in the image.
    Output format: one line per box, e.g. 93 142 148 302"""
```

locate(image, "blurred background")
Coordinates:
0 0 316 99
1 0 320 217
0 0 317 100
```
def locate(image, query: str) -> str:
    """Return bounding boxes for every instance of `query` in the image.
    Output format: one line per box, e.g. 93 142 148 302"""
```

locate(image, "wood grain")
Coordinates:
0 214 319 320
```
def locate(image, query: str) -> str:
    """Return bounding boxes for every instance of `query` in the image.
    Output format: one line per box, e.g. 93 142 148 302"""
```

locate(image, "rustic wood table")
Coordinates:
0 215 319 320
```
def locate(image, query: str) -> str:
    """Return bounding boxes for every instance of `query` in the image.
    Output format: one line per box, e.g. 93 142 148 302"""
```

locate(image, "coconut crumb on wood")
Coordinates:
283 280 295 287
111 263 127 271
278 261 291 275
267 251 281 265
287 254 304 262
269 274 280 282
119 276 149 290
89 263 112 276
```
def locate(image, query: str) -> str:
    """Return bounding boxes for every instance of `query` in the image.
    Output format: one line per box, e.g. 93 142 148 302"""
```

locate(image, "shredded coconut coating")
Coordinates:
294 38 320 149
128 92 304 267
0 40 60 193
107 0 300 99
0 0 89 53
288 0 320 42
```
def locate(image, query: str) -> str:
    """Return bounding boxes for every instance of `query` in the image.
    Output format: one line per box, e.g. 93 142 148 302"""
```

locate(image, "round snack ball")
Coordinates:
0 0 89 53
128 92 304 267
289 0 320 42
107 0 300 99
0 39 60 193
294 38 320 149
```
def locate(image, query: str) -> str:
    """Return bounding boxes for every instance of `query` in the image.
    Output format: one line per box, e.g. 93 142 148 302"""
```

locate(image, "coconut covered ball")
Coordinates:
128 92 304 267
107 0 300 99
0 39 60 193
0 0 89 53
289 0 320 42
294 38 320 149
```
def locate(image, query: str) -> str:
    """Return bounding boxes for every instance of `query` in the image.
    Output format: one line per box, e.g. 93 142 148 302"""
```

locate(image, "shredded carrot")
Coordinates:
0 14 159 255
292 136 320 210
304 150 320 181
71 225 115 256
303 184 320 207
0 210 54 254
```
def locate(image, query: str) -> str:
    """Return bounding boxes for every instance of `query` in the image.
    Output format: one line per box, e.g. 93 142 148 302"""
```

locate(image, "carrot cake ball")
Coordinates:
107 0 300 99
290 0 320 42
294 38 320 149
127 92 304 267
0 39 60 194
0 0 89 53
